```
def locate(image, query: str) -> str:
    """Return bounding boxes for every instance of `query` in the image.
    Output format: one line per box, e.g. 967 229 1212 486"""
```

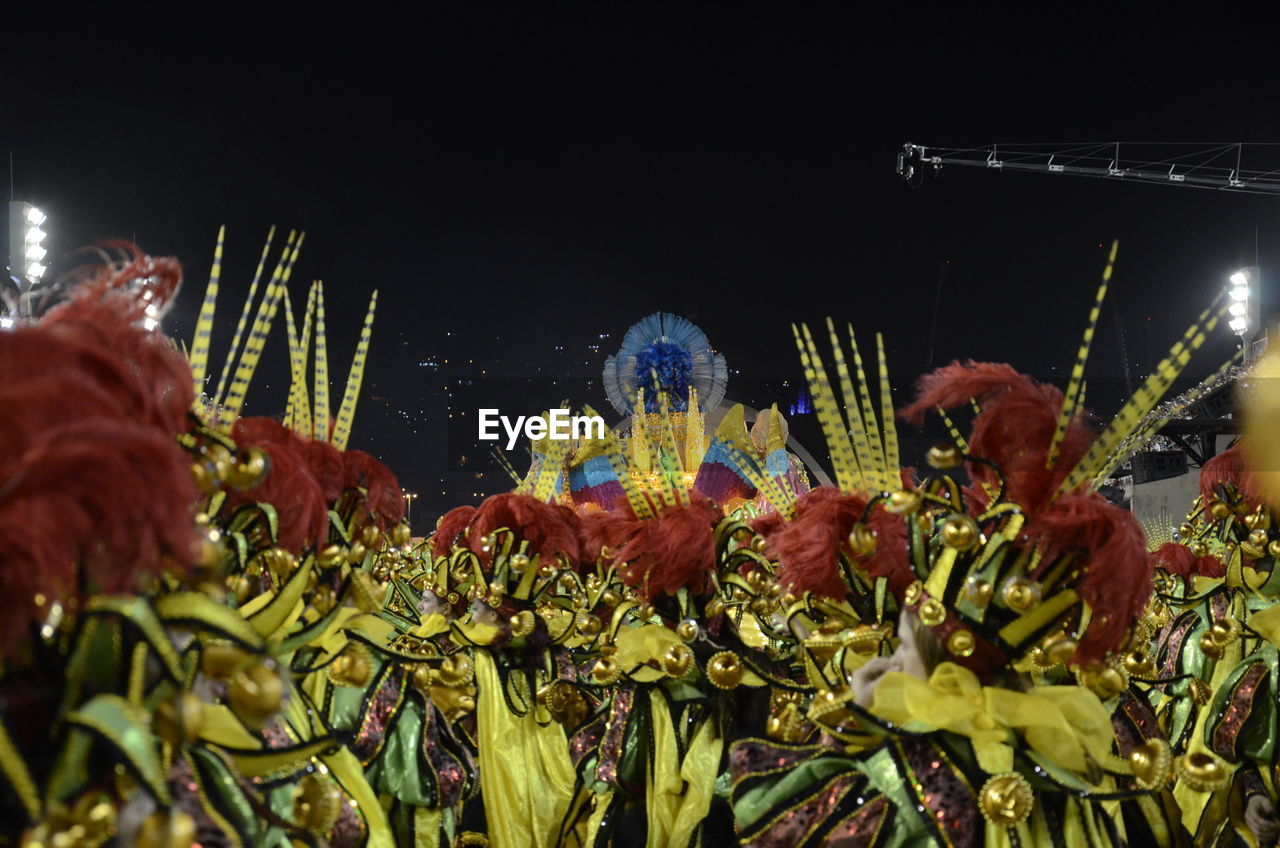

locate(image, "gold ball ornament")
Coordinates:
1269 540 1280 559
947 629 976 658
346 541 367 565
1188 541 1210 558
1122 650 1156 679
509 552 530 572
1043 634 1079 667
978 773 1033 827
1187 678 1212 707
918 598 947 627
1175 752 1230 792
292 772 342 834
705 597 726 619
964 577 994 607
662 644 693 677
600 590 621 608
200 641 248 680
940 515 980 551
153 693 206 746
1129 738 1173 790
392 523 412 547
508 610 536 638
676 619 700 642
1198 632 1225 660
360 524 382 549
750 535 767 554
1002 577 1042 612
411 664 434 690
437 654 474 687
137 811 197 848
226 447 269 489
1250 529 1270 547
847 524 877 556
903 581 923 606
1079 664 1126 700
705 651 745 690
327 646 374 688
591 657 621 685
577 614 602 637
926 443 963 470
886 489 923 515
228 661 285 728
1208 500 1232 520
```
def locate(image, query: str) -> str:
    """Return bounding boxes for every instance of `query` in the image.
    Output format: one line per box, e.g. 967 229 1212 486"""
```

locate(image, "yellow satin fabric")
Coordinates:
645 690 723 848
474 651 576 848
870 662 1120 776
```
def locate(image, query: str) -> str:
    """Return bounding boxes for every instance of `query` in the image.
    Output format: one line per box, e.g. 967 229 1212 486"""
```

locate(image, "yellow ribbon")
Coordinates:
870 662 1120 776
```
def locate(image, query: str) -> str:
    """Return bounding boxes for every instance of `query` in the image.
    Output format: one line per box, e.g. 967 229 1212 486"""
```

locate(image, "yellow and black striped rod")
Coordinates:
189 226 225 403
215 226 277 406
331 289 377 450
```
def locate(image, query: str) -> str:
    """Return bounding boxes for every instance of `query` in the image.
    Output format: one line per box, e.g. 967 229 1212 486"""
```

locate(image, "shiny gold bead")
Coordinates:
1198 632 1225 660
847 523 877 556
1250 529 1270 547
1187 678 1212 706
229 574 254 604
577 614 602 637
751 535 767 553
599 590 620 608
662 644 693 677
360 524 381 549
444 591 459 605
1002 577 1041 612
1210 618 1240 645
1122 650 1155 679
886 490 922 515
748 596 772 615
228 661 284 729
1209 500 1232 520
137 810 197 848
346 541 367 564
978 773 1033 827
1178 523 1195 538
1130 738 1173 790
591 657 621 685
598 641 618 657
488 580 506 600
1079 665 1126 700
392 523 412 547
635 604 655 621
941 515 980 551
292 772 342 834
411 664 434 690
1189 541 1210 558
677 619 699 642
1270 540 1280 559
508 552 530 572
705 597 726 619
537 562 556 579
903 581 923 606
1176 752 1230 792
226 447 269 489
964 577 994 607
926 443 963 470
201 641 247 680
437 654 473 686
918 598 946 627
327 645 374 688
1043 634 1078 667
316 544 345 568
153 693 205 746
705 651 744 689
947 629 976 658
509 610 536 638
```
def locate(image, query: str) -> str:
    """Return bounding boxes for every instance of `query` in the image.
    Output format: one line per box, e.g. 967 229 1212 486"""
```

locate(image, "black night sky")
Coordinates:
5 7 1278 528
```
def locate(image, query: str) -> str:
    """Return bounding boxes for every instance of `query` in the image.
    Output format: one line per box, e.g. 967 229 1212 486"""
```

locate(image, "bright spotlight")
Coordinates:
26 262 46 280
1230 316 1248 333
1230 286 1249 301
1231 271 1249 288
25 244 45 262
1230 301 1248 317
24 207 45 226
25 226 45 244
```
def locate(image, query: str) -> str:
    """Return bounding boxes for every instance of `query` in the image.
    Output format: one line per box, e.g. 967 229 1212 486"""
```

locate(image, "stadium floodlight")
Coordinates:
1229 269 1253 338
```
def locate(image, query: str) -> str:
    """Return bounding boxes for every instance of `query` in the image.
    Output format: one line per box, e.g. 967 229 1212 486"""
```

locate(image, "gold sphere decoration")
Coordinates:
577 614 602 637
509 611 536 637
1209 500 1232 520
438 654 474 687
1198 632 1225 660
886 490 923 515
1269 540 1280 559
509 552 530 572
705 597 726 619
978 773 1033 827
662 644 693 677
1129 738 1173 790
600 590 621 607
947 629 976 658
918 598 947 627
1122 650 1156 679
328 646 374 688
1002 577 1042 613
705 651 744 690
940 515 980 551
392 523 412 547
137 810 197 848
1044 634 1079 667
635 604 655 621
1176 752 1230 792
1079 665 1126 700
346 542 367 564
153 693 206 746
1178 523 1195 539
903 581 923 606
228 661 285 728
292 772 342 834
750 535 767 554
1210 619 1239 645
591 657 621 685
360 524 382 549
926 443 963 470
316 544 345 569
201 642 248 680
677 619 700 642
847 524 877 556
411 664 434 690
1188 541 1210 558
1250 529 1270 547
1187 678 1212 707
227 447 269 489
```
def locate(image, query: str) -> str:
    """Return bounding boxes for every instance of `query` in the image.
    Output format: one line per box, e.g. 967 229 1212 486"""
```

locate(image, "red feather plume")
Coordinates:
467 493 583 566
1151 542 1225 580
227 417 329 553
610 495 721 598
432 505 477 557
1199 441 1260 507
342 450 404 529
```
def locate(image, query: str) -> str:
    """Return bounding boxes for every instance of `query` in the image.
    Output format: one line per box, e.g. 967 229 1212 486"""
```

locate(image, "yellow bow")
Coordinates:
870 662 1123 777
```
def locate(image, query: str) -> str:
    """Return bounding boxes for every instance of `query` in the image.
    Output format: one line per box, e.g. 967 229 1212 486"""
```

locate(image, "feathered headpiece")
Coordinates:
603 313 727 416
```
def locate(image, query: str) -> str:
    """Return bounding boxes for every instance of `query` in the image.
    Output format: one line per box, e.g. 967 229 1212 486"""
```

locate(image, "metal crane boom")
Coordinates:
897 142 1280 196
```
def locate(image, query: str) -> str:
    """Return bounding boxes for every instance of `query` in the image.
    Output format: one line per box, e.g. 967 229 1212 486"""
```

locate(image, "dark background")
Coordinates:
4 7 1276 528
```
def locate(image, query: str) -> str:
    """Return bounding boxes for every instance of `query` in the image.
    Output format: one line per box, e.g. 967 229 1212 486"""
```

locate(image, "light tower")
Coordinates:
6 201 49 319
1228 266 1262 362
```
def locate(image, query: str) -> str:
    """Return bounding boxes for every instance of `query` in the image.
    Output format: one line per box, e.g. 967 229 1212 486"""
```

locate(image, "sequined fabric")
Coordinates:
354 665 407 766
1211 661 1267 759
421 696 471 807
595 685 634 787
1155 612 1199 684
729 738 825 784
898 736 978 848
826 795 890 847
739 774 858 847
569 711 607 770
